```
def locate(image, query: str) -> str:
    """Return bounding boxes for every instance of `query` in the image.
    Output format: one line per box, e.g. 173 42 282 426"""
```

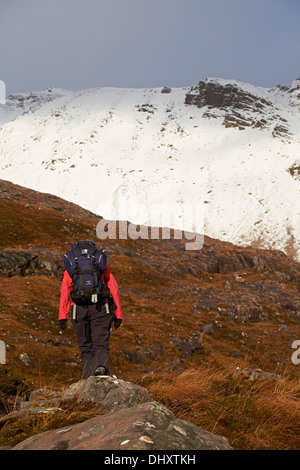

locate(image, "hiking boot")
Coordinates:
94 366 107 376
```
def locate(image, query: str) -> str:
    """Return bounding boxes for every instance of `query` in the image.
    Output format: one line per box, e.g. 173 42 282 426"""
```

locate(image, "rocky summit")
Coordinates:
184 78 292 134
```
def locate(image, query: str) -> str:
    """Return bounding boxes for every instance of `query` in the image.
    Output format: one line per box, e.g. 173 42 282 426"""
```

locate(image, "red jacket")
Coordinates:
59 265 123 320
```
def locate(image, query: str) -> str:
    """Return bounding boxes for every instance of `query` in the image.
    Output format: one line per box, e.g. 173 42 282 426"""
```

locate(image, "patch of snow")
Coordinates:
0 79 299 260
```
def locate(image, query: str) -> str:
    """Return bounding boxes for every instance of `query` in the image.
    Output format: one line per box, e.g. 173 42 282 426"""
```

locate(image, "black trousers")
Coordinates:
72 302 112 379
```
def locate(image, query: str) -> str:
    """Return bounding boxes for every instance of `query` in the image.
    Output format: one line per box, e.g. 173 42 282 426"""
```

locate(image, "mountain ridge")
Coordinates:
0 77 299 261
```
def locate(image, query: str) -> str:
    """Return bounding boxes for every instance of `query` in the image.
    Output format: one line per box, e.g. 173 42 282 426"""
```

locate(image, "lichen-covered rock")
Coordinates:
62 375 152 412
12 400 233 450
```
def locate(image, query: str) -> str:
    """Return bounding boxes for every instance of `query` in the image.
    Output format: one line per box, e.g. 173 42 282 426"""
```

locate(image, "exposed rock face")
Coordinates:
12 400 232 450
170 335 203 358
205 252 255 274
0 251 44 277
185 79 291 136
62 376 152 412
0 250 64 278
7 376 232 450
288 161 300 181
122 343 164 364
185 80 272 111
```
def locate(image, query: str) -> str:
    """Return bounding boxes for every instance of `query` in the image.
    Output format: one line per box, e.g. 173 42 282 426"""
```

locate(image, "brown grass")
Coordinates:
1 180 300 450
140 364 300 450
0 398 102 448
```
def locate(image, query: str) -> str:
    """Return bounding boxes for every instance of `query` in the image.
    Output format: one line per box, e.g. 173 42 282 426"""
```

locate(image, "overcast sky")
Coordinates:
1 0 300 94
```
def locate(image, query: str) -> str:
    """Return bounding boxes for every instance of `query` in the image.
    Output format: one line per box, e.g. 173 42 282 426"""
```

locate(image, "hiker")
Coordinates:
58 240 123 379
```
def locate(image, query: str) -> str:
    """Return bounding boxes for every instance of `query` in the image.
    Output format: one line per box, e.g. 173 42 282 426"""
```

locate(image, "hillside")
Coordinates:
0 180 299 449
0 78 300 261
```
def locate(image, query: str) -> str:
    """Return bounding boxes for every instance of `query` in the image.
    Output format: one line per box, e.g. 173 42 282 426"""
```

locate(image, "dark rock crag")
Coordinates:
185 79 291 137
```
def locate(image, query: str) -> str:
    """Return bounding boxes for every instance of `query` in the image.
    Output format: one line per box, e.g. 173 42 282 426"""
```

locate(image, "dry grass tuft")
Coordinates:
141 364 300 450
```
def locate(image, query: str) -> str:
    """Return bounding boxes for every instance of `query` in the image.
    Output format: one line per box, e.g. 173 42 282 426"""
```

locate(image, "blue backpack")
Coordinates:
64 240 107 304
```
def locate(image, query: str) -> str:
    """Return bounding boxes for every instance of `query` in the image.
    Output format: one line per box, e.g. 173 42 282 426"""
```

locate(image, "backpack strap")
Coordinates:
73 254 101 301
91 255 100 295
74 257 85 299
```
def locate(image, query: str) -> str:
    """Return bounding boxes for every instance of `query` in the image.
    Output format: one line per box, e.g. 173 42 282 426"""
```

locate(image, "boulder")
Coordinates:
123 343 164 364
12 400 233 450
170 335 203 358
20 389 62 410
3 376 233 450
233 300 263 322
62 375 152 412
233 367 280 381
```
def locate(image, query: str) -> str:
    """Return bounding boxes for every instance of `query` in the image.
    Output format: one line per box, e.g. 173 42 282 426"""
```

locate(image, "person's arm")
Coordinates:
59 270 73 320
103 265 123 320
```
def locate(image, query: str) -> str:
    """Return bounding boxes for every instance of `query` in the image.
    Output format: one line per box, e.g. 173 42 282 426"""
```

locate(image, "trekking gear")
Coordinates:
94 366 107 376
59 265 122 321
59 319 67 330
72 303 77 321
64 240 107 305
113 317 122 329
73 302 112 378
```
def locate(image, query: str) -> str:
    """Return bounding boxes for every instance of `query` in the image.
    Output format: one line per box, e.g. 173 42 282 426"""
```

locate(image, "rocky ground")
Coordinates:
0 376 232 450
0 179 299 450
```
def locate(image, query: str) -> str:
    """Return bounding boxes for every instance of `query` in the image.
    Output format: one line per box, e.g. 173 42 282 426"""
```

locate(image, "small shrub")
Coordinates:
0 366 31 397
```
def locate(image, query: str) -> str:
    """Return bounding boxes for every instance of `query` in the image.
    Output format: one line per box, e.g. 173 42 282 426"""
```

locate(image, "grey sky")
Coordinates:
1 0 300 94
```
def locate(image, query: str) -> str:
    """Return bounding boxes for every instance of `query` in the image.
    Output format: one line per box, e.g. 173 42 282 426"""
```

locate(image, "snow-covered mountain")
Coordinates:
0 78 300 259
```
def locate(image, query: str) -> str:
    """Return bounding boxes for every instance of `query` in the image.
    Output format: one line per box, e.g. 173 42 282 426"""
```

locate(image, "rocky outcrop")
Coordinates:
205 252 255 274
62 375 152 412
170 335 203 358
185 80 272 112
0 251 45 277
232 367 280 381
288 161 300 181
4 376 232 450
232 299 263 322
12 400 232 450
123 343 165 364
185 79 291 137
0 249 64 278
1 245 294 281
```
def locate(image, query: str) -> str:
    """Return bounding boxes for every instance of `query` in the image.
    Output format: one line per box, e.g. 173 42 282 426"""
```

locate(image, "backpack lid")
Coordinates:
64 241 107 278
71 240 97 257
